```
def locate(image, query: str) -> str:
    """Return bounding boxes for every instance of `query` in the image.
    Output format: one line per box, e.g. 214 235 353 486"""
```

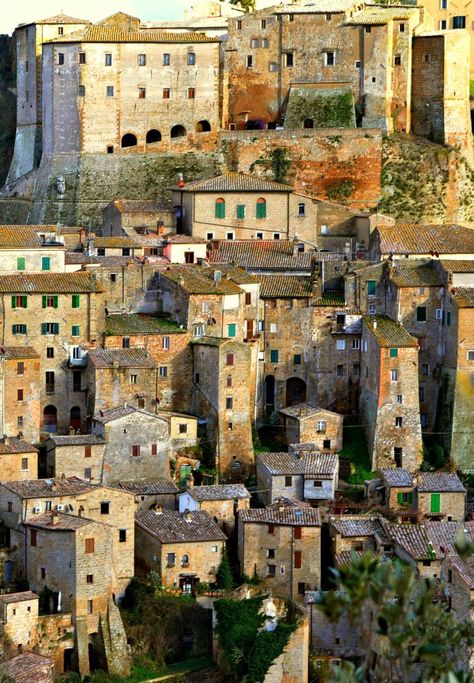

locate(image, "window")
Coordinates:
78 84 86 97
41 257 51 271
106 86 114 97
416 306 427 322
421 413 427 428
78 52 86 64
267 564 276 576
390 369 398 382
85 538 95 554
297 203 306 217
71 325 80 337
399 22 405 31
151 443 158 456
161 336 170 350
225 376 233 389
439 19 447 28
87 574 94 584
30 529 37 546
16 362 24 376
42 295 58 309
453 15 466 28
105 53 112 66
188 52 196 65
84 445 91 459
336 365 344 378
256 198 267 219
41 567 46 579
138 54 146 66
119 529 127 543
394 447 403 467
17 257 25 271
294 550 302 569
21 458 28 471
422 364 430 376
317 420 326 433
395 416 403 427
468 350 474 361
390 348 398 358
130 374 138 384
396 394 403 404
194 324 204 337
163 88 170 99
353 364 360 377
447 311 451 326
215 198 226 219
12 324 27 335
202 301 210 314
179 423 188 434
270 349 279 363
367 280 376 296
17 389 24 401
430 493 441 513
350 339 360 350
122 337 130 349
226 353 234 366
355 60 361 68
267 548 275 559
397 492 413 506
138 87 146 99
227 324 236 338
324 51 335 66
246 55 253 68
159 366 168 378
269 61 277 72
11 295 28 309
285 52 294 67
167 552 175 566
207 232 214 240
262 38 269 48
163 53 170 65
47 347 54 359
100 502 109 515
132 445 141 457
57 26 64 35
87 600 93 614
237 19 242 29
268 524 275 535
336 339 346 351
45 372 54 394
226 397 233 410
57 53 64 65
394 54 401 66
285 475 292 487
294 526 302 540
187 88 195 99
256 232 264 239
251 38 259 48
237 204 246 219
245 292 252 305
313 480 323 487
294 354 302 365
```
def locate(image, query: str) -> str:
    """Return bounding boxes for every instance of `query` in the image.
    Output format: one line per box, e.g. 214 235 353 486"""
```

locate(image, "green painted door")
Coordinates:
430 493 441 513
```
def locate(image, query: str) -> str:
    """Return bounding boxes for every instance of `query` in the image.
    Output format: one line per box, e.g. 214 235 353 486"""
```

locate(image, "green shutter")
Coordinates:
53 296 58 309
270 349 279 363
11 296 16 309
430 493 441 513
72 295 80 308
407 492 413 504
228 324 236 338
390 348 398 358
236 204 245 219
53 323 59 335
72 325 80 336
367 280 376 295
23 296 28 309
215 201 225 219
12 325 16 335
42 296 47 309
294 354 302 365
41 323 47 335
17 257 25 271
42 257 50 271
256 201 266 219
397 492 404 505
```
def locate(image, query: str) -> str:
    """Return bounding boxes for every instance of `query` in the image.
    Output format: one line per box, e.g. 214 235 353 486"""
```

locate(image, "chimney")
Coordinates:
184 510 193 522
373 320 377 329
154 504 163 515
51 511 60 526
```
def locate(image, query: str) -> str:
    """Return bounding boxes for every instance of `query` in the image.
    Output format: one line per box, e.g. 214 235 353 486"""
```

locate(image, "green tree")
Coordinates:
317 551 474 682
223 0 256 11
216 548 234 591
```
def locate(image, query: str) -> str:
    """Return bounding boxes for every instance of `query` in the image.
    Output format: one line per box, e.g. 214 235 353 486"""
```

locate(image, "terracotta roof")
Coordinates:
2 653 54 683
32 12 90 25
88 348 157 368
0 225 55 247
439 260 474 272
159 266 243 295
334 550 364 566
0 346 39 359
0 591 38 604
94 236 140 248
65 252 139 266
1 477 95 499
425 520 474 555
448 556 474 589
47 25 219 43
176 173 292 193
117 480 179 495
0 438 38 454
205 264 259 285
0 272 102 293
187 484 250 501
380 468 413 488
136 509 226 543
452 288 474 308
24 512 93 531
372 224 474 256
112 199 171 213
47 434 105 447
387 523 434 560
93 405 164 423
189 335 232 347
105 314 185 336
345 6 417 24
279 403 342 421
330 517 390 544
208 241 313 272
165 234 207 245
417 472 465 493
363 315 418 348
276 0 357 13
258 276 313 298
257 451 339 476
240 498 321 526
313 292 346 306
390 262 443 288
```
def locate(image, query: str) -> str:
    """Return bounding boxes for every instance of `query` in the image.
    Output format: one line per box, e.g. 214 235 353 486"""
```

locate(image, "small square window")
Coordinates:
138 87 146 99
399 22 405 31
87 574 94 583
187 87 195 99
138 54 146 66
269 61 277 72
163 53 170 65
105 53 112 66
78 52 86 64
390 348 398 357
394 54 401 66
285 475 292 487
163 88 170 99
100 502 110 515
78 85 85 96
325 51 335 66
159 366 168 378
106 85 114 97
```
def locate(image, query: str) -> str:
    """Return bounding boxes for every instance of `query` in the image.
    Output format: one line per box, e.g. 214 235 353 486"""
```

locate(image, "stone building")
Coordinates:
0 591 39 653
278 404 343 451
256 451 339 506
359 315 422 471
162 234 208 264
90 406 171 485
0 225 66 274
378 468 416 518
171 172 319 243
116 480 178 511
416 472 466 521
44 434 106 481
369 223 474 261
135 509 226 591
92 236 144 259
0 438 38 481
207 239 313 274
0 347 41 443
238 498 321 601
178 484 250 532
102 199 174 237
329 516 391 556
41 12 220 157
0 271 104 437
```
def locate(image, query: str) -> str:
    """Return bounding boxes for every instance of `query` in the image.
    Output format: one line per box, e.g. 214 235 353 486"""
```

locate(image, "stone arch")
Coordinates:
285 377 306 407
196 120 211 133
146 129 162 143
171 124 187 138
70 406 81 431
121 133 137 148
303 118 314 129
43 405 57 433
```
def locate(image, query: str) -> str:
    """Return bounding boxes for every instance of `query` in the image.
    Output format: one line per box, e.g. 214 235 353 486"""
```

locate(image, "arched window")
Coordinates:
43 405 57 433
70 406 81 431
182 554 189 566
256 198 267 219
196 120 211 133
146 129 161 143
121 133 137 148
171 124 186 138
215 198 226 219
303 118 314 129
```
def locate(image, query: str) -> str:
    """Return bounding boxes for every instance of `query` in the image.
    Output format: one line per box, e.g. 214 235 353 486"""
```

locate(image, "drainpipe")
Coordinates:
277 16 283 119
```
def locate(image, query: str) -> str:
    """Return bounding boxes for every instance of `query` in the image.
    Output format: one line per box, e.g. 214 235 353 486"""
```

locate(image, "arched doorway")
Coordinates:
70 406 81 432
121 133 137 148
265 375 275 407
285 378 306 407
146 129 161 143
171 124 186 138
43 405 57 433
196 120 211 132
303 118 314 129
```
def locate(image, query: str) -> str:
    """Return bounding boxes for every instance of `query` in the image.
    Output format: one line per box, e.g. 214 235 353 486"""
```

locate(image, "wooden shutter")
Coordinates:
85 537 95 554
294 550 302 569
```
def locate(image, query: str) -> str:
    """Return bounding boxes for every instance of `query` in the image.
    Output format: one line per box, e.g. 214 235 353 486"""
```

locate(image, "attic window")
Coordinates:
58 26 64 35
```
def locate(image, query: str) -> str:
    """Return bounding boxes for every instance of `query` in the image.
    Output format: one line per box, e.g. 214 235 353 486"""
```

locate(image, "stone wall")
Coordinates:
263 616 309 683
